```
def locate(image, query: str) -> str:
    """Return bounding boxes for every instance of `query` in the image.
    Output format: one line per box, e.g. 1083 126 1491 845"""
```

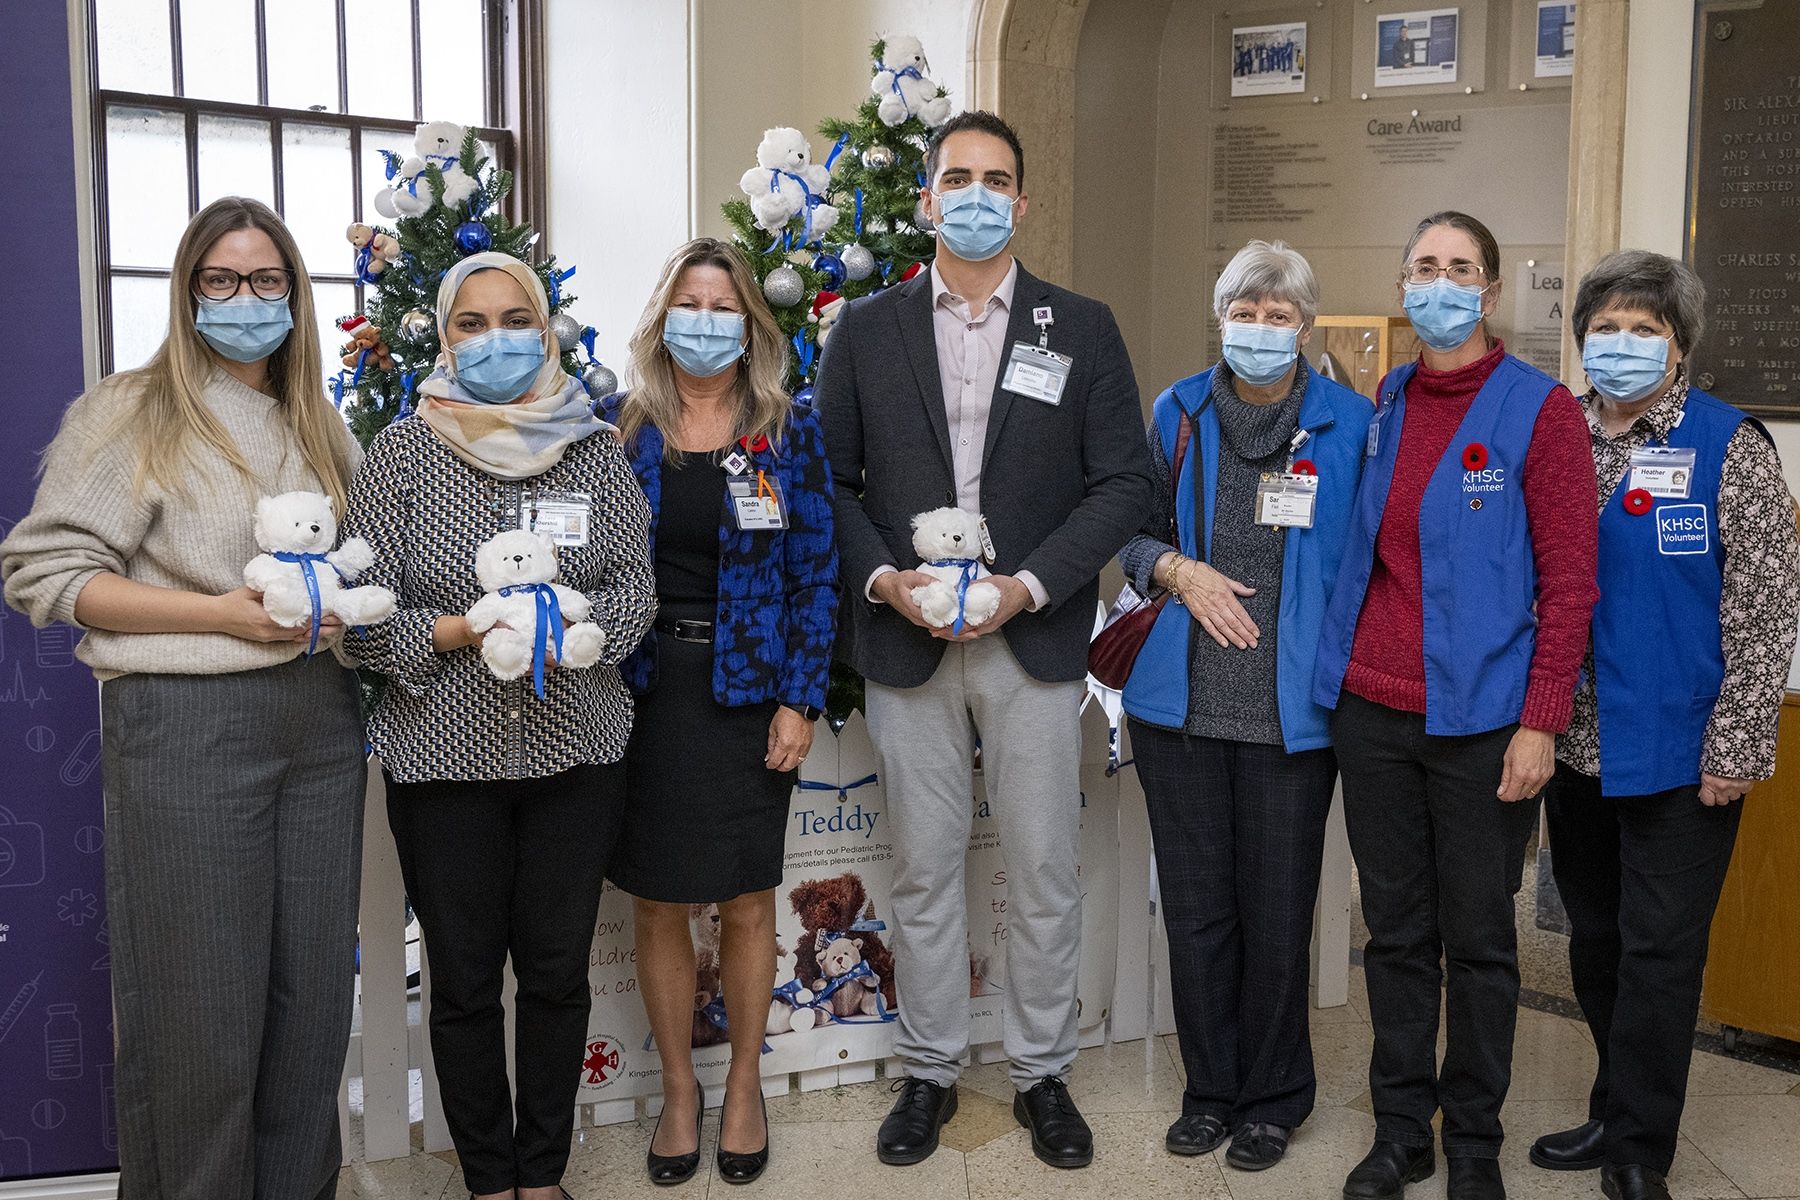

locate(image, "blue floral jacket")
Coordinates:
606 397 839 710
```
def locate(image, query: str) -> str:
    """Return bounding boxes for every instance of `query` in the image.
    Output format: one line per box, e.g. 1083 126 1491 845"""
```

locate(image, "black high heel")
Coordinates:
646 1080 704 1185
715 1090 769 1184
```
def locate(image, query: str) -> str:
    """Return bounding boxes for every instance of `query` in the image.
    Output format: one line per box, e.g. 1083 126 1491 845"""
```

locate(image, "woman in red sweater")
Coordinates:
1312 211 1598 1200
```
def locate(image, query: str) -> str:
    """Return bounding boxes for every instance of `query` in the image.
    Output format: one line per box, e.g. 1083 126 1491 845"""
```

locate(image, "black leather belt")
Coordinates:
655 616 715 643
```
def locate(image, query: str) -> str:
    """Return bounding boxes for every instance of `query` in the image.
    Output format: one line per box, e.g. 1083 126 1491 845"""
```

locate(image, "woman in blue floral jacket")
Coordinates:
605 238 838 1187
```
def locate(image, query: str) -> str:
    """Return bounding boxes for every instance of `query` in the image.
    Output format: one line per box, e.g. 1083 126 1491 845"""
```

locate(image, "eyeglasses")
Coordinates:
192 266 295 302
1403 262 1486 287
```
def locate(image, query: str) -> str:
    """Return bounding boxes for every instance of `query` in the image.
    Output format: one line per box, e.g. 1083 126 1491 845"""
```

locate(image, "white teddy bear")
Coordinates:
871 35 953 129
243 491 397 644
909 507 1001 631
464 529 606 688
374 120 479 218
737 127 840 242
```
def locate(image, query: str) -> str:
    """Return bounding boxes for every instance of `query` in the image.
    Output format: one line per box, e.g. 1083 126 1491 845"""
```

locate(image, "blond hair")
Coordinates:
102 196 355 510
620 238 793 461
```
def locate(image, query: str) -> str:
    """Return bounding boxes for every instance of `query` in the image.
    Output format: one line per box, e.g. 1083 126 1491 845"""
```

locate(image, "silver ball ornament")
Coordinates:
549 312 584 352
841 243 876 281
763 265 805 308
912 200 935 233
581 361 619 398
400 309 434 339
860 144 896 170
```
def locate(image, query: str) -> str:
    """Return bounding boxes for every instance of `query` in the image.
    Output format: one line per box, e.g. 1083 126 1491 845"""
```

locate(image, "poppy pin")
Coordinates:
740 433 770 454
1291 458 1317 477
1623 487 1653 516
1462 443 1489 471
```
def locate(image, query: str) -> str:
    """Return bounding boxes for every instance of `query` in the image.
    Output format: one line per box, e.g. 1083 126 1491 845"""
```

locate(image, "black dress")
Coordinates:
610 456 795 903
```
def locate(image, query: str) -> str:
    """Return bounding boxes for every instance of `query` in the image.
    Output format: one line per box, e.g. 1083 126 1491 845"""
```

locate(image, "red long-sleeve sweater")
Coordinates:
1342 341 1598 732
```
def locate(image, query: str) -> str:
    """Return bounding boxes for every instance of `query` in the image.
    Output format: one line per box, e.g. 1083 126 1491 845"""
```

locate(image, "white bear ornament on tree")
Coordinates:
243 491 397 654
464 529 606 695
737 127 840 244
374 120 480 218
908 507 1001 633
871 35 953 128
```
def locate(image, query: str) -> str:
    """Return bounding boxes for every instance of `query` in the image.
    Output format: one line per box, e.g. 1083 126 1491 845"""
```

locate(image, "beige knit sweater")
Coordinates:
1 368 363 680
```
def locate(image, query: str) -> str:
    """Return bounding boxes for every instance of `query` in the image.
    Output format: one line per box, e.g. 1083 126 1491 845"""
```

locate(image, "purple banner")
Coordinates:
0 3 118 1183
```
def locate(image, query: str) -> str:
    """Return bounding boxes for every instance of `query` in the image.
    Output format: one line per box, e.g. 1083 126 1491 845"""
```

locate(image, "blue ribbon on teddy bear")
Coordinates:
497 582 564 699
804 959 895 1024
876 60 926 97
763 168 827 248
925 556 981 636
271 550 343 657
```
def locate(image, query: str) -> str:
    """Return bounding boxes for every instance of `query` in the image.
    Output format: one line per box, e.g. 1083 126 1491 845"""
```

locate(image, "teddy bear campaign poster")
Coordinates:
576 703 1122 1101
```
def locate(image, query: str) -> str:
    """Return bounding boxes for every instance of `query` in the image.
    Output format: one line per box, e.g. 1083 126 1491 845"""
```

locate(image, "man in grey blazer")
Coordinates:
817 110 1152 1170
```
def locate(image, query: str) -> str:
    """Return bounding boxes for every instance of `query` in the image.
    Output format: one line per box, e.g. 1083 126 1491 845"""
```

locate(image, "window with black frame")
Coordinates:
88 0 522 379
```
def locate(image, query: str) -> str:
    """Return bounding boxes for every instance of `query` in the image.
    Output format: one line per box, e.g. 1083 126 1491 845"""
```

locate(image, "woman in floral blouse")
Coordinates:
1529 250 1800 1200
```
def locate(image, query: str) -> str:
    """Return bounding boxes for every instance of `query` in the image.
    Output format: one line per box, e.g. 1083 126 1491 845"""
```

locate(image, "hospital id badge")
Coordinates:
728 473 788 531
520 488 593 546
1629 445 1696 499
1002 342 1072 405
1255 472 1319 528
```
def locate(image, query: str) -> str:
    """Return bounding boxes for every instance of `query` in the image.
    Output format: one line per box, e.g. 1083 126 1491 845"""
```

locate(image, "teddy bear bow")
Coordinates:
272 550 347 657
497 582 565 698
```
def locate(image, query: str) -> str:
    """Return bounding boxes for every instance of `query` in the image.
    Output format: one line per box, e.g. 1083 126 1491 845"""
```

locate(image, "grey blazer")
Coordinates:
818 263 1153 688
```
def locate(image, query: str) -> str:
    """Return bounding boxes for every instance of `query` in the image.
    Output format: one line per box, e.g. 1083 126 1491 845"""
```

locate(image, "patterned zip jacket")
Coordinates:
606 397 839 710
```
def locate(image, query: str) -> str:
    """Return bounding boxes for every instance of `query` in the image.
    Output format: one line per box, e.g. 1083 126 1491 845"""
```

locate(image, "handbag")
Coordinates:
1088 403 1199 690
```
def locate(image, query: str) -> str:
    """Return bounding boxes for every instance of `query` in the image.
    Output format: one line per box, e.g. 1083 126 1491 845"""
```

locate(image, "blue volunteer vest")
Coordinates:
1313 353 1559 736
1592 388 1746 797
1121 364 1372 752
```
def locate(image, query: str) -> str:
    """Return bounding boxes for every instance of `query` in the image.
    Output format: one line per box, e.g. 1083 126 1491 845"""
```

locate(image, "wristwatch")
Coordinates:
782 702 823 722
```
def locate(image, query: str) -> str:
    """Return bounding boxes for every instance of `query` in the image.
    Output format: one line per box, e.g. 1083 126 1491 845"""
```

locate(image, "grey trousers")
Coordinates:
101 654 366 1200
865 634 1086 1089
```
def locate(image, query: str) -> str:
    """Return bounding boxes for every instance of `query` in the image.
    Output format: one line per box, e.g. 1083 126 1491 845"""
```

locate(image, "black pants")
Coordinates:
1130 719 1337 1129
385 762 624 1195
1332 692 1538 1159
1544 763 1743 1175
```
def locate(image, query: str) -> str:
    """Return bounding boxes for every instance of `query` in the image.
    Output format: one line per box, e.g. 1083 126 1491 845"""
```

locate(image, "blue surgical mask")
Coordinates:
194 295 293 362
1402 278 1489 352
1583 330 1672 404
933 182 1017 262
663 308 746 378
1221 322 1300 386
452 327 546 404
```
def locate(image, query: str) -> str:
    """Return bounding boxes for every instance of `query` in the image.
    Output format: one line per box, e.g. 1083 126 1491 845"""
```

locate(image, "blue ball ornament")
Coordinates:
793 385 816 408
813 252 847 291
454 220 493 255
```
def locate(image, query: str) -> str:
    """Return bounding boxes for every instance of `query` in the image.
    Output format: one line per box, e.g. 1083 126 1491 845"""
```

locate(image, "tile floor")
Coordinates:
336 965 1800 1200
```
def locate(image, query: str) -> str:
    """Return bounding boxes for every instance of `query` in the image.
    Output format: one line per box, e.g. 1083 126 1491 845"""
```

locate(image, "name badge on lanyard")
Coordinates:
728 470 788 531
1256 471 1319 528
1002 342 1072 406
1629 444 1696 500
520 488 593 546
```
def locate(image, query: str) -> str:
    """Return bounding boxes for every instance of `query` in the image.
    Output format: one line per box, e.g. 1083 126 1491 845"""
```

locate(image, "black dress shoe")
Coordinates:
877 1078 958 1166
1165 1112 1229 1156
1225 1122 1290 1171
646 1080 704 1185
1530 1119 1605 1171
1448 1157 1506 1200
1013 1077 1093 1169
1602 1163 1672 1200
716 1090 769 1184
1343 1140 1436 1200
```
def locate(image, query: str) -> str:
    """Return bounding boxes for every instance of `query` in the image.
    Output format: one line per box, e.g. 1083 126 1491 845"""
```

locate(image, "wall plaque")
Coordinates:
1686 0 1800 414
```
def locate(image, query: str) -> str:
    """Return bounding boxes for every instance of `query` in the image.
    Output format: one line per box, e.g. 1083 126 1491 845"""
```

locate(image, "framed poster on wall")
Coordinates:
1534 1 1576 77
1374 8 1461 87
1232 22 1308 96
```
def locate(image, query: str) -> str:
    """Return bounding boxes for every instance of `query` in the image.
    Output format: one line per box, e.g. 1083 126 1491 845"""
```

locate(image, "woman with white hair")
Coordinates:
339 251 656 1200
1117 238 1372 1174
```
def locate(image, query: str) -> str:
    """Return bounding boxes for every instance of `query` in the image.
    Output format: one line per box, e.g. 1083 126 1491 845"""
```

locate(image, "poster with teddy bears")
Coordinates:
576 702 1121 1102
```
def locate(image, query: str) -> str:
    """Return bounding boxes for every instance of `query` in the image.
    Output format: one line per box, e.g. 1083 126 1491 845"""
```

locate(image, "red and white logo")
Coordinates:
582 1035 622 1087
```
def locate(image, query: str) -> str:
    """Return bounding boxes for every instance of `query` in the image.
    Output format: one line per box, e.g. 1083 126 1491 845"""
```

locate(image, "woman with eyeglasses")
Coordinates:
1312 211 1599 1200
1 197 365 1200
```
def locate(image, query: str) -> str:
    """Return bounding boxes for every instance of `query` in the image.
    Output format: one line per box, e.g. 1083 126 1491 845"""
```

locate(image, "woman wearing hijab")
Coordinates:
341 251 656 1200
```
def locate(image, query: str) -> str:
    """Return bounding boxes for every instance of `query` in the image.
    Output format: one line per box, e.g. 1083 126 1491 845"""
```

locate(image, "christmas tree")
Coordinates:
334 124 616 447
719 37 952 400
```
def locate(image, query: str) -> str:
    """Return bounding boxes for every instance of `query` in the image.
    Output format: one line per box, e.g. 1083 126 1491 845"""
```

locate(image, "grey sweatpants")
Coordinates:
865 634 1086 1090
101 654 366 1200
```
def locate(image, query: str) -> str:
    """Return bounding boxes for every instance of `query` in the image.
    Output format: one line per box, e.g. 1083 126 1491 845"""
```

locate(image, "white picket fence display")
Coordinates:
337 700 1353 1165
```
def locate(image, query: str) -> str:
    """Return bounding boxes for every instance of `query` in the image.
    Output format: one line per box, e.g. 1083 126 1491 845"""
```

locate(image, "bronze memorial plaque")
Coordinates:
1686 0 1800 414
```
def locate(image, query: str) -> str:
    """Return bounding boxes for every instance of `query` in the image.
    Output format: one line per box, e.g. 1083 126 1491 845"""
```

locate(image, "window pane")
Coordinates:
311 280 358 390
95 0 173 94
266 0 341 113
110 274 171 372
179 0 258 104
280 124 352 279
420 0 486 126
359 126 415 224
197 115 274 210
105 105 189 269
346 0 416 120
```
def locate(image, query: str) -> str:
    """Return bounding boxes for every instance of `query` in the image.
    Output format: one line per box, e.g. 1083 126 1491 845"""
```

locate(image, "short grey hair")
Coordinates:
1570 250 1707 355
1213 239 1320 325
